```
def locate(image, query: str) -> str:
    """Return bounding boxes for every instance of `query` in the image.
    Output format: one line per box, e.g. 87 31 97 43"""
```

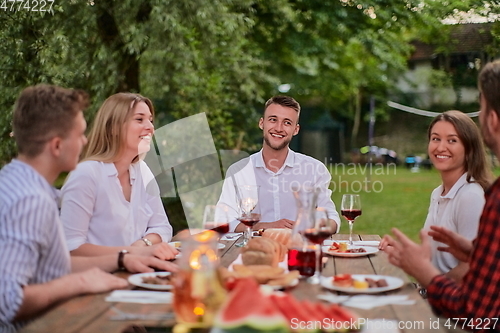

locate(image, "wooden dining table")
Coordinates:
19 234 463 333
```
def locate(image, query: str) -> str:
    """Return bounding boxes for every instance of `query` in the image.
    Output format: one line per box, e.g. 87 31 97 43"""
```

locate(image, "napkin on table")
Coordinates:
317 294 415 310
105 290 172 304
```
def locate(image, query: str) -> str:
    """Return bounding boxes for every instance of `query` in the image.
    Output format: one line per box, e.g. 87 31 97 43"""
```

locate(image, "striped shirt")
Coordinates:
0 160 71 333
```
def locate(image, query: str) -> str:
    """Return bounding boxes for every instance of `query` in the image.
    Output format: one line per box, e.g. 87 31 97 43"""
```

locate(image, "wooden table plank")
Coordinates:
20 293 113 333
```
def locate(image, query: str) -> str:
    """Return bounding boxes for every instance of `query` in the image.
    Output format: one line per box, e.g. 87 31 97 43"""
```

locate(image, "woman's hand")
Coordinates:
130 242 179 260
378 235 393 251
123 253 178 273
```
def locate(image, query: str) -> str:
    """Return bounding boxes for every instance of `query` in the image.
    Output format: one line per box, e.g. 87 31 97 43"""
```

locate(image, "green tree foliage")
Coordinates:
1 0 498 164
0 0 268 165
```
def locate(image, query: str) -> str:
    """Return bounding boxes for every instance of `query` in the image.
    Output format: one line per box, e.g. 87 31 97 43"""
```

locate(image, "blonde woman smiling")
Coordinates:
60 93 177 260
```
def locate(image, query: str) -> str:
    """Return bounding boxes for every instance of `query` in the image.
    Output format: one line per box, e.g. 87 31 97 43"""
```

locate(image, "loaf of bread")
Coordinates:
241 237 286 267
262 228 292 247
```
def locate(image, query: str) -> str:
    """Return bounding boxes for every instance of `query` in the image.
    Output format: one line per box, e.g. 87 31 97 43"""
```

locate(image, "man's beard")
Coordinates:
264 134 291 151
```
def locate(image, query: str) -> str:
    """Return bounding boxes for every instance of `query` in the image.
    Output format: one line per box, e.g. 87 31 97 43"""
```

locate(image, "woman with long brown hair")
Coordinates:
60 93 176 260
382 110 492 281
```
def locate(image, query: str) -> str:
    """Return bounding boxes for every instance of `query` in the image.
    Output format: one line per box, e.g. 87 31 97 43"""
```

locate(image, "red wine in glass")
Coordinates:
237 213 261 228
301 228 333 245
204 222 230 235
287 248 316 277
341 209 362 221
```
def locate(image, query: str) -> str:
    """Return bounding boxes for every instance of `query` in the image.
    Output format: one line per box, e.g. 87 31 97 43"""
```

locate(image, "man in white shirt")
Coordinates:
0 85 177 332
218 95 340 232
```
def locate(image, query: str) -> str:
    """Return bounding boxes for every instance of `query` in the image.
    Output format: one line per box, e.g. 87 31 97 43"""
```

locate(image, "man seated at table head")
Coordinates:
0 84 177 332
218 95 340 233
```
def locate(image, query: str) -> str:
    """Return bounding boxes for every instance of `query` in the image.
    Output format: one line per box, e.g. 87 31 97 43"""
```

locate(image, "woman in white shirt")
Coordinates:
423 110 492 281
60 93 177 260
382 110 492 282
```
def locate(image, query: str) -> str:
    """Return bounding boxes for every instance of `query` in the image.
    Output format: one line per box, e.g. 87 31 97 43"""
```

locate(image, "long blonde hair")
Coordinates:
82 93 154 163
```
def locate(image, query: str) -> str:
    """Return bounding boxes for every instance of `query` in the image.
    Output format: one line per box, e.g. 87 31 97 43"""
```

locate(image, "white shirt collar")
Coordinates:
254 148 295 174
441 173 470 199
103 162 137 183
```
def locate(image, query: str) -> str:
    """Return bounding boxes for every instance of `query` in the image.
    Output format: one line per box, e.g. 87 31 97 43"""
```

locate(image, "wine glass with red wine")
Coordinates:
202 205 230 236
341 194 362 245
300 207 334 284
235 185 260 247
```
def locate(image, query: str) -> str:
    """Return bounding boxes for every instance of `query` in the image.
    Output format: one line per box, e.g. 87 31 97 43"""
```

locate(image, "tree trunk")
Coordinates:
95 1 150 93
350 88 362 149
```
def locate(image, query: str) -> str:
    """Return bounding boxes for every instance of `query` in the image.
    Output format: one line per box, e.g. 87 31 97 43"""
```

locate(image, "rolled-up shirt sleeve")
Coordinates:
217 174 240 232
315 163 341 233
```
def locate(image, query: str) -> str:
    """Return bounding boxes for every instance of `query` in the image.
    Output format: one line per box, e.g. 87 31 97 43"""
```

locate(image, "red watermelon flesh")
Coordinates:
328 303 358 323
314 303 332 319
269 294 298 322
214 277 288 331
271 293 312 322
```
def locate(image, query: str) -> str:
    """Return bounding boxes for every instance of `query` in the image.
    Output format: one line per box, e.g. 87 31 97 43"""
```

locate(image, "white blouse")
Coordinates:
60 160 172 251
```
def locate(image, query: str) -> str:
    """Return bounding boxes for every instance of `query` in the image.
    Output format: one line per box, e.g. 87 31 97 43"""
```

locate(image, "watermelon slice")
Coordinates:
214 278 288 332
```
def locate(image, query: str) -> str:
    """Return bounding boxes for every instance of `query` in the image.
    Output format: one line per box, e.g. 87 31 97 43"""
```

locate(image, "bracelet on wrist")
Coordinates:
142 238 153 246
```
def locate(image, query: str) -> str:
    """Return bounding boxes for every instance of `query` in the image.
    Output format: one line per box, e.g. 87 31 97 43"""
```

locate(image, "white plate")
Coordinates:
320 274 404 294
128 272 173 290
269 278 299 290
322 245 379 257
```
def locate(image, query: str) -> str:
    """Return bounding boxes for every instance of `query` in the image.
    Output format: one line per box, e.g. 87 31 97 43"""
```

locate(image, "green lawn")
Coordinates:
329 164 442 242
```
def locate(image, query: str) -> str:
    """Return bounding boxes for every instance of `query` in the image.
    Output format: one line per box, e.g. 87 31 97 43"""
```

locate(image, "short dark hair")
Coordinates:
264 95 301 117
13 84 89 157
479 60 500 118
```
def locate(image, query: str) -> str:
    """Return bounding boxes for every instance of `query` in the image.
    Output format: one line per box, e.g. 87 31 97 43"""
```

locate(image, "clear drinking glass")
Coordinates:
202 204 230 237
301 207 334 284
235 185 260 247
341 194 362 245
172 230 227 329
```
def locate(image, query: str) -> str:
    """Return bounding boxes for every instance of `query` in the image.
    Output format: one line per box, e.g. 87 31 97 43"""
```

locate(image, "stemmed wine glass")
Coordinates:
202 204 230 238
341 194 362 245
235 185 260 247
300 207 335 284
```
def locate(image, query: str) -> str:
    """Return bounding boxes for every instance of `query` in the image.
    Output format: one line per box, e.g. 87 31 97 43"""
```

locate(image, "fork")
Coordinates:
223 234 241 240
109 306 175 321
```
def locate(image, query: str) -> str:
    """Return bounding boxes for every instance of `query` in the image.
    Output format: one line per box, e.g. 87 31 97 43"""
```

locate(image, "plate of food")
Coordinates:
322 242 379 257
128 272 174 290
321 274 404 294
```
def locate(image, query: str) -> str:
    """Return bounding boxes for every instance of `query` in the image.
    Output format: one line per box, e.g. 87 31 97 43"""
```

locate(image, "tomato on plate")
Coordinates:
333 274 352 282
